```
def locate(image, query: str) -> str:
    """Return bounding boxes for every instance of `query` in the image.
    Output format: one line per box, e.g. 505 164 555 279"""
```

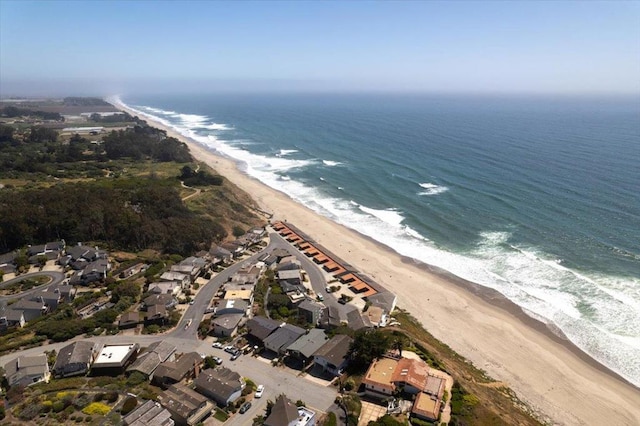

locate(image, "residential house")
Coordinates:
220 242 243 259
152 352 203 388
313 334 353 377
158 384 213 426
0 302 25 329
366 291 397 315
214 298 248 316
123 400 175 426
11 298 48 321
345 308 369 331
127 341 177 379
194 367 245 407
391 358 430 394
30 290 62 311
78 258 111 284
211 314 243 337
4 354 51 387
119 263 148 279
222 288 254 305
160 271 190 289
412 391 442 423
149 281 182 298
297 300 324 326
319 306 341 330
362 357 399 398
91 344 140 373
50 283 76 302
246 316 281 342
53 341 99 378
286 329 328 363
209 245 232 265
231 265 262 285
277 269 302 286
27 241 64 263
264 395 316 426
264 324 306 355
276 256 301 271
145 304 168 325
0 251 17 274
364 305 388 328
119 311 140 329
143 294 178 310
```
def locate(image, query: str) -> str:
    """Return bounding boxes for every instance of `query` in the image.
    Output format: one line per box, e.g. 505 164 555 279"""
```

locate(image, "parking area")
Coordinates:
198 342 338 422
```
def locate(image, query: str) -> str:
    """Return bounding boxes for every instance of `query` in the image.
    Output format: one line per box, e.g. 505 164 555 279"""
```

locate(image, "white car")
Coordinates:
212 342 223 349
255 385 264 398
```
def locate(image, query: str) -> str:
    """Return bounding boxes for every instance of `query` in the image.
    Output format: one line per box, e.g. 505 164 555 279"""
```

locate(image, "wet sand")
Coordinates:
114 100 640 425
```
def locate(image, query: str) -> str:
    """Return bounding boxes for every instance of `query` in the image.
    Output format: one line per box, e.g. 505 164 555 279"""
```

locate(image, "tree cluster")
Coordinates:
180 165 223 186
1 106 63 121
0 178 227 254
89 112 137 123
104 125 191 162
63 97 110 106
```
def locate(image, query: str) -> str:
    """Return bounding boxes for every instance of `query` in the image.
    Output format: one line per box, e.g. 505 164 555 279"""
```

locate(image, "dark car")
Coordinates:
230 353 240 361
239 402 251 414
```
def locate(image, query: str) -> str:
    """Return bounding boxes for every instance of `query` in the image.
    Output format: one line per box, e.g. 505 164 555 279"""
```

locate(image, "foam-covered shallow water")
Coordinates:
116 93 640 386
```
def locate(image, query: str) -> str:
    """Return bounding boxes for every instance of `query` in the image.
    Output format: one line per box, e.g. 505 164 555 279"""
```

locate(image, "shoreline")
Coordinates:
113 99 640 425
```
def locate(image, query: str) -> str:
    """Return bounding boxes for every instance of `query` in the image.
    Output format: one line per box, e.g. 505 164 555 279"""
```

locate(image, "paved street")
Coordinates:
0 231 343 424
0 270 65 301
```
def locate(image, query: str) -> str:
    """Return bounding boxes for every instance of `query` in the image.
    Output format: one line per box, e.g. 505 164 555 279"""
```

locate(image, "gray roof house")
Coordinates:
158 384 213 426
123 400 175 426
277 269 302 285
4 354 51 387
247 316 282 342
264 324 306 355
194 367 245 407
152 352 203 388
366 291 398 314
12 298 48 321
298 300 325 326
264 395 316 426
143 293 178 310
127 341 177 379
212 314 243 337
313 334 354 376
53 341 99 378
214 298 248 316
287 329 329 361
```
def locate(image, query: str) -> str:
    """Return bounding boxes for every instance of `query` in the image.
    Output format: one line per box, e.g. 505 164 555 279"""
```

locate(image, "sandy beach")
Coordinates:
116 101 640 425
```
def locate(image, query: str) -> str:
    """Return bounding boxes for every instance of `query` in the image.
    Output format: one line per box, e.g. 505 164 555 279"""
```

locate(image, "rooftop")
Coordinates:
413 391 441 421
93 344 139 367
362 357 399 393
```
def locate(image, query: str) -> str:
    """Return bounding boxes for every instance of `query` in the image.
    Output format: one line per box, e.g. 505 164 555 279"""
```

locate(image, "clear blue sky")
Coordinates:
1 1 639 95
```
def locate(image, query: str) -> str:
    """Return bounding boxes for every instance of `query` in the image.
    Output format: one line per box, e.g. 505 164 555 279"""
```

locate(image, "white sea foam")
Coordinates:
116 98 640 387
418 182 449 196
322 160 343 166
277 149 298 156
359 206 405 226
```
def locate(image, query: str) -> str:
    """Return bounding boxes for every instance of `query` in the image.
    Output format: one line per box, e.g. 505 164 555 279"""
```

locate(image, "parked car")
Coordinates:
212 342 223 349
212 356 223 365
224 346 235 354
317 294 324 301
239 402 251 414
230 353 240 361
255 385 264 398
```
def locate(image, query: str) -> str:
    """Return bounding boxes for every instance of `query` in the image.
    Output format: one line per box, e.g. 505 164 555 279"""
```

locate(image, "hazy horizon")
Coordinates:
1 1 639 97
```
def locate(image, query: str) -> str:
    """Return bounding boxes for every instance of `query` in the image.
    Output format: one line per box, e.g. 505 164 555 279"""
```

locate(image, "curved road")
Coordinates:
0 232 342 418
0 271 66 302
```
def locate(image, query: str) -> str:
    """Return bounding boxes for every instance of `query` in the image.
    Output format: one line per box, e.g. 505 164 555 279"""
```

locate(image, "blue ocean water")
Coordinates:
120 93 640 385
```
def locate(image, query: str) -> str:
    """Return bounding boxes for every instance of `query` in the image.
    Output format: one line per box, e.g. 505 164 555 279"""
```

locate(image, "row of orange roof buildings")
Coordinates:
272 221 378 298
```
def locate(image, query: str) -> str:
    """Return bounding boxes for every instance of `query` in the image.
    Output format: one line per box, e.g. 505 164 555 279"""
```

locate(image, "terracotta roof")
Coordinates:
391 358 429 391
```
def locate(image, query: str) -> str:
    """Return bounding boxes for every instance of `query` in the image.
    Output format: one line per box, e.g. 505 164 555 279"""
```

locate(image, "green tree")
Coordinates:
349 329 391 372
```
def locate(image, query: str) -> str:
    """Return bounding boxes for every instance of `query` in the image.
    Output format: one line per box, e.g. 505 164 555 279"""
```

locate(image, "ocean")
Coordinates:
119 93 640 386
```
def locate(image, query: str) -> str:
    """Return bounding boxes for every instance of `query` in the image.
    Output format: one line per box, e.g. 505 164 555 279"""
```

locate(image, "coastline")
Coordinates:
113 100 640 425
